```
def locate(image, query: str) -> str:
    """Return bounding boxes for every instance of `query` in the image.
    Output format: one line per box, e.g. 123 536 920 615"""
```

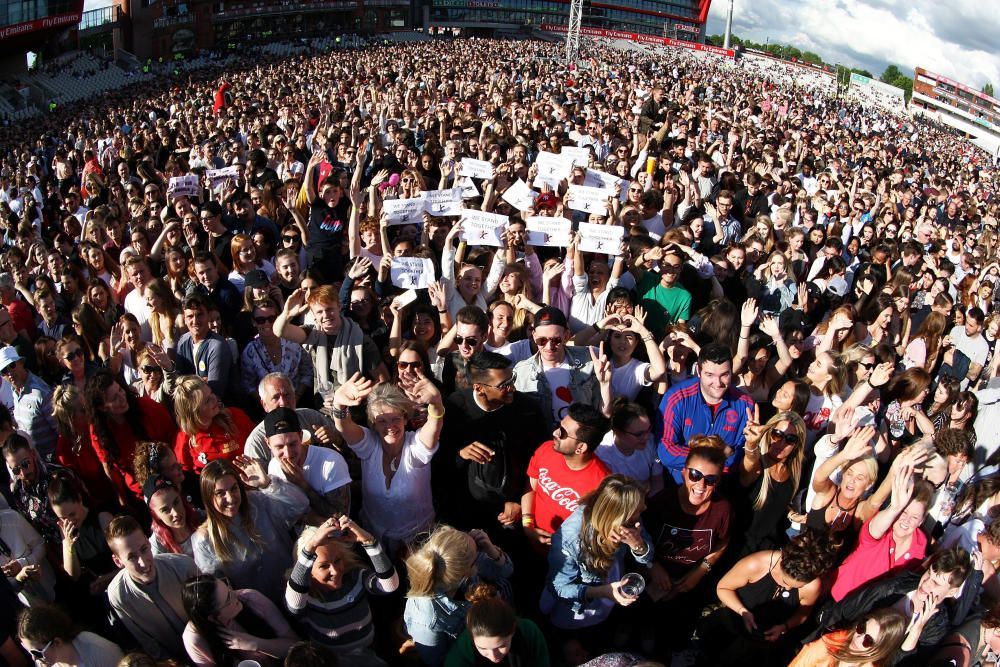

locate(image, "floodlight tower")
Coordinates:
566 0 583 61
723 0 734 49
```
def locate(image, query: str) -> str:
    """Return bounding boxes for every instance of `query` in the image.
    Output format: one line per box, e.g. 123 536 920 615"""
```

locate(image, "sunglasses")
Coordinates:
397 360 423 370
63 349 83 361
556 424 583 442
854 622 876 649
686 467 720 487
534 336 563 348
253 315 278 325
770 428 800 446
282 235 300 243
27 639 53 661
480 377 515 391
857 360 875 370
661 264 683 274
455 336 479 347
140 365 162 374
9 458 32 474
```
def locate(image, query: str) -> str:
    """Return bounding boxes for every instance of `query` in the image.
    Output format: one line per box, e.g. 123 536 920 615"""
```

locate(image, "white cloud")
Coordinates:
83 0 114 10
706 0 1000 93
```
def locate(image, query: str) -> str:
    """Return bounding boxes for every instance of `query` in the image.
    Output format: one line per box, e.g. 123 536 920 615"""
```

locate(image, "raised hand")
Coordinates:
333 372 375 408
842 425 876 461
633 304 648 325
284 287 309 316
867 361 893 388
402 368 441 406
759 314 781 339
347 257 373 280
741 298 759 329
743 404 764 445
427 280 447 311
232 455 270 489
610 522 645 552
589 345 612 384
890 462 915 509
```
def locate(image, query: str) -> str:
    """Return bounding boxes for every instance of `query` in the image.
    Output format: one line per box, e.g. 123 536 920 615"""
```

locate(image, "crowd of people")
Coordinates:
0 32 998 667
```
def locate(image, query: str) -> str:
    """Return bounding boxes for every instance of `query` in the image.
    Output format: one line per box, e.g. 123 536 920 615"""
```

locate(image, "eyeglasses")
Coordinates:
455 336 479 347
857 360 875 370
661 263 683 274
480 377 515 391
140 365 162 374
282 235 300 243
253 315 277 325
534 336 563 348
0 364 16 377
397 360 424 370
9 458 32 474
769 428 800 446
854 622 876 649
63 349 83 361
686 467 720 487
27 639 53 661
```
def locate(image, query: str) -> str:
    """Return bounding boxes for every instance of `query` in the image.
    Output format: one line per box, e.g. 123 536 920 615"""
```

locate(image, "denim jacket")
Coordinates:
513 346 601 429
404 550 514 666
543 506 653 627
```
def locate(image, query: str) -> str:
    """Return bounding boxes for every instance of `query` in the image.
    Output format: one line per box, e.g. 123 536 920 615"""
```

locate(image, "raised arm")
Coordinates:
274 288 309 345
812 425 876 497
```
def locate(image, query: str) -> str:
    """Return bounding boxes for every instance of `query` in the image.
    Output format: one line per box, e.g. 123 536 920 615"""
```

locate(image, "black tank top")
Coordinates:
805 488 860 536
736 552 801 630
742 472 794 554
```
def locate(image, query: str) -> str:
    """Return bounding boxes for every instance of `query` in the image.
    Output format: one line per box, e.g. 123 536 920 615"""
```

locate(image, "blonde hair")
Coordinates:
294 526 363 580
752 412 806 511
580 475 646 576
173 376 237 436
366 382 416 425
405 525 476 598
198 459 263 562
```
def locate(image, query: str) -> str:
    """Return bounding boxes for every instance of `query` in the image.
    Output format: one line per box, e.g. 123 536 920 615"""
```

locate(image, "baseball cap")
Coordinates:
244 270 269 290
535 192 558 210
534 307 568 329
264 407 301 438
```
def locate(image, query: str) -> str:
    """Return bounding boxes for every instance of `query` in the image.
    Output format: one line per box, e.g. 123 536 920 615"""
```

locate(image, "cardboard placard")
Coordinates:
561 145 591 168
567 184 612 215
456 177 481 200
460 210 508 247
168 175 200 198
390 257 435 289
457 158 495 181
525 216 571 247
205 166 240 189
533 151 574 188
584 169 623 192
423 188 464 216
578 222 624 255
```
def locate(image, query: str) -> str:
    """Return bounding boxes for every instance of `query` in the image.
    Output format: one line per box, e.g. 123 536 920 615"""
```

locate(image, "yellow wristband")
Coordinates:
522 515 535 528
427 403 445 420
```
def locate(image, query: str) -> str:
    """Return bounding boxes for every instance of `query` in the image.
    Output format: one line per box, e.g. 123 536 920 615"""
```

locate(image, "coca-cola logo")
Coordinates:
537 468 581 512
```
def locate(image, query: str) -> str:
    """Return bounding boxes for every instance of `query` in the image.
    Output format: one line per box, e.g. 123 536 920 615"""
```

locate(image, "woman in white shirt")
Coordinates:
330 373 445 555
605 312 665 401
18 603 124 667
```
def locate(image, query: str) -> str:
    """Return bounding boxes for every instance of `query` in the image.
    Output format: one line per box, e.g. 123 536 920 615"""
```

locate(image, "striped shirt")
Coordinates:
285 542 398 652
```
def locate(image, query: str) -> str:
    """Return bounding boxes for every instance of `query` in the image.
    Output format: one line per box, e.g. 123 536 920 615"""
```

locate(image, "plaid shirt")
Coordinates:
10 461 64 544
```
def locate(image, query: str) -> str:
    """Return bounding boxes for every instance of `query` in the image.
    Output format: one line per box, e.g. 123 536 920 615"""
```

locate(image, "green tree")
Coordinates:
802 51 822 65
707 34 723 46
984 83 995 98
850 67 874 78
880 64 904 84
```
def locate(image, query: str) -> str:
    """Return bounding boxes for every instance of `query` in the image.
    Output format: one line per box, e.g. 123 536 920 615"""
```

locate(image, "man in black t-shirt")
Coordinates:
304 152 349 282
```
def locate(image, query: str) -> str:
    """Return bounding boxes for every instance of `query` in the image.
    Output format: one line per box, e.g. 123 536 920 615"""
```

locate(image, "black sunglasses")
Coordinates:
397 360 423 370
63 349 83 362
557 424 583 442
770 428 800 446
480 377 515 391
686 468 720 487
455 336 479 347
854 622 876 649
141 365 162 374
253 315 278 325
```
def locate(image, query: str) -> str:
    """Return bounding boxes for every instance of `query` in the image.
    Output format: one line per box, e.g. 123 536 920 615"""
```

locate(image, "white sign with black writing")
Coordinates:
577 222 624 255
567 184 612 215
205 166 240 189
168 175 200 198
456 177 481 200
460 210 507 247
457 158 495 181
423 188 464 216
584 169 623 192
525 216 571 247
501 179 538 211
533 151 574 188
561 145 591 168
390 257 435 289
383 196 425 226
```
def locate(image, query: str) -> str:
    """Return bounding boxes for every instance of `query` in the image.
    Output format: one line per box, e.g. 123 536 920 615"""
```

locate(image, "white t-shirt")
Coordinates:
123 287 152 342
596 431 661 485
267 444 351 497
485 338 533 365
949 325 989 368
543 362 573 425
802 391 842 447
349 428 437 543
611 358 652 401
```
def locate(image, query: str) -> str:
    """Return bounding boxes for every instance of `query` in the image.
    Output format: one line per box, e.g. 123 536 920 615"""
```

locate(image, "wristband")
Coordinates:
593 322 601 333
427 403 445 420
331 407 347 419
437 309 447 314
642 335 655 343
522 515 535 528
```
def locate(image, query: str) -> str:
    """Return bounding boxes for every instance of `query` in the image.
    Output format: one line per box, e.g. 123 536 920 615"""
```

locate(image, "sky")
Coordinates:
81 0 1000 94
704 0 1000 93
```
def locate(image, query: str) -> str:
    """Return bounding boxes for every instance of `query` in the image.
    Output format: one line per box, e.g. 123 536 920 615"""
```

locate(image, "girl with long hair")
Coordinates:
603 311 665 402
445 583 550 666
484 300 532 364
172 376 255 475
228 234 275 293
284 515 399 657
404 524 512 665
191 457 308 605
47 474 117 596
926 375 961 431
83 278 121 331
70 302 111 364
85 370 176 506
879 368 934 449
144 278 184 354
802 351 847 445
107 313 145 386
133 440 201 511
142 473 202 557
182 573 298 667
738 411 807 555
51 384 116 511
542 475 652 631
792 608 906 667
755 250 797 315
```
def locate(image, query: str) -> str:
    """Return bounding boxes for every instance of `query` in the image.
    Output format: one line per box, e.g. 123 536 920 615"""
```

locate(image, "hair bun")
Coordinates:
464 582 499 604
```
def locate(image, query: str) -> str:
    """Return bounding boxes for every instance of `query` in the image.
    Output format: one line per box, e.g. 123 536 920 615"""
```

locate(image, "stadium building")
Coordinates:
911 66 1000 154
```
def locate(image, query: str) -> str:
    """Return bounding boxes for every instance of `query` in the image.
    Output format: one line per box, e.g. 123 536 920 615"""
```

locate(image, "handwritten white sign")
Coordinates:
578 222 624 255
460 210 507 247
501 179 538 211
205 166 239 189
567 184 612 215
561 145 591 168
168 175 200 198
423 188 464 216
383 196 425 226
533 151 574 188
390 257 435 289
456 177 481 200
457 158 495 181
525 217 571 247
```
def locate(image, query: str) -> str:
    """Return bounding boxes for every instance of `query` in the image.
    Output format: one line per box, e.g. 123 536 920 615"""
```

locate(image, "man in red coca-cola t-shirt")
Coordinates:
523 404 610 547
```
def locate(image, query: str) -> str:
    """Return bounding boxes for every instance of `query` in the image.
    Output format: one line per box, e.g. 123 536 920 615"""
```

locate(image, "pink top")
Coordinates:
182 589 295 667
830 517 927 602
